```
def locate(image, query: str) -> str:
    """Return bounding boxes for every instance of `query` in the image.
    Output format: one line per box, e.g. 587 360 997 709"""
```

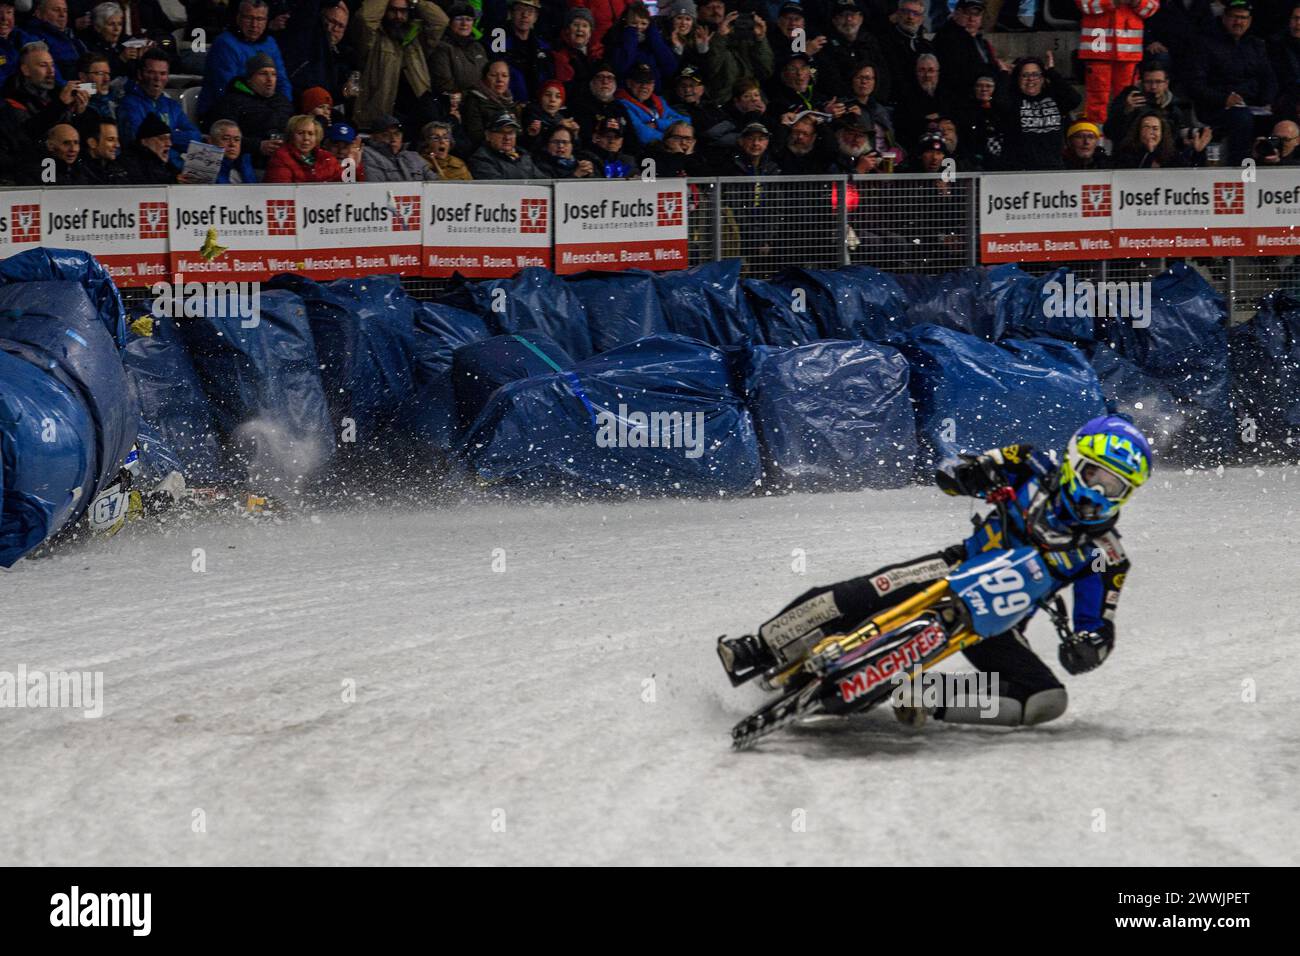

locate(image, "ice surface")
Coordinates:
2 467 1298 865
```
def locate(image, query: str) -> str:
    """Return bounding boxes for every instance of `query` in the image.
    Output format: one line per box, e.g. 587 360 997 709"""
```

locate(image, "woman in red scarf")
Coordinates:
264 114 343 183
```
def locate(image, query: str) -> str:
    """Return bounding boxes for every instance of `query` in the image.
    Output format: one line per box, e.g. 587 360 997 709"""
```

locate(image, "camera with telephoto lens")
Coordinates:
1255 135 1283 159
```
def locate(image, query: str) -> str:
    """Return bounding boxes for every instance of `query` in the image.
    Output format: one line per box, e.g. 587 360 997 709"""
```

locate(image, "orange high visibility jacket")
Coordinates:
1076 0 1159 61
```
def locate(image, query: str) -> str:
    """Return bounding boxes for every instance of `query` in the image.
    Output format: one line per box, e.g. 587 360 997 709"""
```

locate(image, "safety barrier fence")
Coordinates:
2 169 1297 318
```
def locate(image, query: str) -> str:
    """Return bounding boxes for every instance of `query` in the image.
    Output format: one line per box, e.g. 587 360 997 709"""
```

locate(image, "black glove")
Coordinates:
936 453 1002 497
1058 630 1113 675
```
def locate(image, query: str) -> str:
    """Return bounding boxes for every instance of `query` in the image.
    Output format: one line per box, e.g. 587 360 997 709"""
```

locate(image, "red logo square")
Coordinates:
1214 181 1245 215
10 203 40 242
1081 184 1111 218
138 201 168 239
266 199 297 236
519 198 548 234
656 190 683 226
391 194 421 231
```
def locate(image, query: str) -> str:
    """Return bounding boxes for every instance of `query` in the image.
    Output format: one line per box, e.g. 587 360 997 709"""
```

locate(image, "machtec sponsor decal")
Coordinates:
760 591 841 651
870 557 951 596
837 622 947 704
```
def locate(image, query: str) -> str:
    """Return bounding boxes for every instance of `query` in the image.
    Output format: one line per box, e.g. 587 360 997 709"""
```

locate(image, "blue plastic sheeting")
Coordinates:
0 281 136 500
993 266 1098 343
1229 293 1300 455
175 288 334 480
779 265 909 341
453 332 574 432
894 269 1006 341
441 267 593 361
746 341 917 489
0 350 97 567
459 334 762 494
1102 262 1233 457
268 275 418 446
897 325 1107 464
396 301 492 456
741 277 822 347
1088 343 1185 458
0 247 127 347
565 269 668 353
654 260 758 346
123 320 227 483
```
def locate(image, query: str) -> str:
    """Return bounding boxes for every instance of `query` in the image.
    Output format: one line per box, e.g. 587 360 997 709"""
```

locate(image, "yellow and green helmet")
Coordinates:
1058 416 1153 524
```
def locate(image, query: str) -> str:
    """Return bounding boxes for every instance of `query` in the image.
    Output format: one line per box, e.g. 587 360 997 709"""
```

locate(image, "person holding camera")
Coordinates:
1188 0 1278 164
1102 60 1196 145
1113 108 1211 167
1254 119 1300 164
694 0 776 103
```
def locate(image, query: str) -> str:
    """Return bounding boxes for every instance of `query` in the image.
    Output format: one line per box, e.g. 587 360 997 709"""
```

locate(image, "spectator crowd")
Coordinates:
1 0 1298 188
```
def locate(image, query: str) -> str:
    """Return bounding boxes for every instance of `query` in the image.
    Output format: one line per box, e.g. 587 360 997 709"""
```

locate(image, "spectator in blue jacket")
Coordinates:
197 0 292 118
607 2 677 84
0 0 19 87
207 118 258 182
117 48 201 164
615 61 687 149
15 0 87 79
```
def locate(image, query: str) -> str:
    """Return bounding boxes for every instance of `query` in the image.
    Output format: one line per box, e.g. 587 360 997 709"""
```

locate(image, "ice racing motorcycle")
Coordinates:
730 493 1076 750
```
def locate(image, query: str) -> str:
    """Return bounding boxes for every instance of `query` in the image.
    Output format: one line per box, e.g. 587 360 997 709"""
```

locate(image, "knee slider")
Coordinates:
1022 687 1068 726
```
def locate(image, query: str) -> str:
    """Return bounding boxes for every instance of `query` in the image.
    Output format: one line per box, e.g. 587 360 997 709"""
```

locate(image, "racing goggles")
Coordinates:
1079 462 1133 502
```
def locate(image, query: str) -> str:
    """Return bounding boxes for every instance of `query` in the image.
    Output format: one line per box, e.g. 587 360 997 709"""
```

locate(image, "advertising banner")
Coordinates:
421 183 552 277
40 187 169 286
980 172 1115 263
1110 170 1252 258
296 182 423 279
1248 168 1300 254
552 179 688 274
167 184 300 282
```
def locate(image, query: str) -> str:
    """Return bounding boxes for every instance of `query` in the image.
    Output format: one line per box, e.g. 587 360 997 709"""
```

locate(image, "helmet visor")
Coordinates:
1080 462 1130 500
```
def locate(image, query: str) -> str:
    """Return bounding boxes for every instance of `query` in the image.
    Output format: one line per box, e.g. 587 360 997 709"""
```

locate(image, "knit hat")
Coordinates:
539 79 566 101
661 0 697 16
136 113 171 141
1067 120 1102 138
244 52 276 77
565 6 594 25
300 86 333 113
447 1 476 16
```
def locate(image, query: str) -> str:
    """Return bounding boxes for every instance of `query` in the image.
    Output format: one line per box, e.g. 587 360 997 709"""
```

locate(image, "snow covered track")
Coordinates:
2 468 1298 866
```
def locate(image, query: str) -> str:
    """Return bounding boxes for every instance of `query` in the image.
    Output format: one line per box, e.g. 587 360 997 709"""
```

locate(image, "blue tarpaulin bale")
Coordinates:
0 281 136 500
893 268 1007 341
653 260 758 346
396 301 493 456
1099 262 1232 459
440 267 593 361
1229 293 1300 458
0 350 97 566
176 288 334 481
1000 266 1097 343
123 319 226 483
564 269 668 353
1088 342 1187 459
898 324 1107 466
746 341 917 489
268 274 418 447
459 334 762 495
740 277 822 347
783 265 909 341
0 247 127 346
452 332 574 432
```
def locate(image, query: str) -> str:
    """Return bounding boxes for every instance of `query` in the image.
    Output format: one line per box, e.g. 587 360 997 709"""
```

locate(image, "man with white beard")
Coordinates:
825 112 884 173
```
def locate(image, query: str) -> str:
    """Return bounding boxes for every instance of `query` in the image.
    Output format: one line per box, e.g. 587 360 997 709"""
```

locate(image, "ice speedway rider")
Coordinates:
718 416 1154 727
